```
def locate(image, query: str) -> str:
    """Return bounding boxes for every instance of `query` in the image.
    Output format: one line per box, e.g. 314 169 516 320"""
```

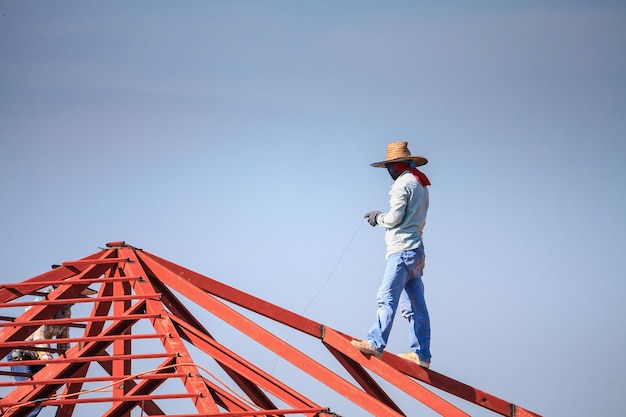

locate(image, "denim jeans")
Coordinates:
366 246 431 362
7 354 45 417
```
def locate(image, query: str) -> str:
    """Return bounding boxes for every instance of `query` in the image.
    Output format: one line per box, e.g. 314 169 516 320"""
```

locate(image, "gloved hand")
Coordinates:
364 210 382 226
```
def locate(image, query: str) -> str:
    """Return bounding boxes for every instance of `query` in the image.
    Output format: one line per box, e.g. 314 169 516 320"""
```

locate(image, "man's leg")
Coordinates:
405 277 431 361
365 252 410 353
404 246 431 362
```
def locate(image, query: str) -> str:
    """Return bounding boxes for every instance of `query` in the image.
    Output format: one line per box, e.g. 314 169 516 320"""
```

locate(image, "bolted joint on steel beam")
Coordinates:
320 324 326 340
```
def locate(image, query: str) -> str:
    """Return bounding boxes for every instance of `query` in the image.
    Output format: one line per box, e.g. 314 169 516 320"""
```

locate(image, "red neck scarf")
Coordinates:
391 162 431 186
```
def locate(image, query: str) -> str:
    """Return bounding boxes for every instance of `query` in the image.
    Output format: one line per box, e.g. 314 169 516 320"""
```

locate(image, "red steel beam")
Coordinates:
384 352 543 417
1 332 165 350
2 393 200 408
0 276 140 289
0 294 161 309
0 371 188 387
164 408 331 417
0 313 160 328
327 329 543 417
62 257 130 267
0 352 177 371
138 250 324 338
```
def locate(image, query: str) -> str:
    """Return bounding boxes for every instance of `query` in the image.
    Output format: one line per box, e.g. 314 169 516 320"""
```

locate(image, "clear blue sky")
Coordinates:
1 2 624 416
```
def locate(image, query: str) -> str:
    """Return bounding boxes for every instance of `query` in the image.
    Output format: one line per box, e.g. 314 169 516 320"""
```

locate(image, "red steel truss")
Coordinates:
0 241 542 417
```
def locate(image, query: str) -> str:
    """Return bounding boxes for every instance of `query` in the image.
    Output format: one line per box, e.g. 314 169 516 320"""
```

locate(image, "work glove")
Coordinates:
364 210 382 227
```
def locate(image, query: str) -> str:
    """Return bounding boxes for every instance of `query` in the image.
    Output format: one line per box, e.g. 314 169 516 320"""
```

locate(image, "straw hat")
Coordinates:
370 141 428 168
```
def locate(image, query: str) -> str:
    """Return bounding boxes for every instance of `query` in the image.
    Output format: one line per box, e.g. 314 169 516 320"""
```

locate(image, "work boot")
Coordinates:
350 339 382 358
397 352 430 369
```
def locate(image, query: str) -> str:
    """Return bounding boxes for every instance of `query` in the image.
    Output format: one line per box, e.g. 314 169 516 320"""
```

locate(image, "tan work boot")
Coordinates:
350 339 382 358
397 352 430 369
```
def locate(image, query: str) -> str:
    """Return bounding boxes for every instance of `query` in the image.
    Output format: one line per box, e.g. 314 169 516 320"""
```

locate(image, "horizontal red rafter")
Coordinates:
0 293 160 309
0 313 161 328
0 372 188 387
62 258 130 267
0 317 87 329
1 392 200 408
0 352 177 370
1 332 166 349
0 276 141 289
163 408 331 417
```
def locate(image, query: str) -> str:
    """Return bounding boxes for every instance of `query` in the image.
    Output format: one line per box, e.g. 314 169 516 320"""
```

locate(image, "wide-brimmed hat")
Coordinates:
370 141 428 168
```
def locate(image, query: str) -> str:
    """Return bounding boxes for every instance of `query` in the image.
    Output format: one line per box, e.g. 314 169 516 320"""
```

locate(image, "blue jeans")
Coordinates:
366 246 431 362
7 354 45 417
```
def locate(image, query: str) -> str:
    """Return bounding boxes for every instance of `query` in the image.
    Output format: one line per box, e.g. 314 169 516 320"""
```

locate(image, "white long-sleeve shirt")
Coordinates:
376 171 429 259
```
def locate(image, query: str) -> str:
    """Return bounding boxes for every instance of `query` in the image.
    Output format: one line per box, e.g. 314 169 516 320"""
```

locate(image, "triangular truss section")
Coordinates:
0 241 542 416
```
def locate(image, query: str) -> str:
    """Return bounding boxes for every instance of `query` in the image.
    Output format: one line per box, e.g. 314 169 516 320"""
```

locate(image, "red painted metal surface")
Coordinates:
0 242 542 416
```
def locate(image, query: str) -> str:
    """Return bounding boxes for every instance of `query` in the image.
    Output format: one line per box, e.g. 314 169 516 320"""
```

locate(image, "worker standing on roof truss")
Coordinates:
352 141 432 369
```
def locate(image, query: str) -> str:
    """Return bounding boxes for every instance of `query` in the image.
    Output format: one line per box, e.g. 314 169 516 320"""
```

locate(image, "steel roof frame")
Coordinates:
0 241 541 417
